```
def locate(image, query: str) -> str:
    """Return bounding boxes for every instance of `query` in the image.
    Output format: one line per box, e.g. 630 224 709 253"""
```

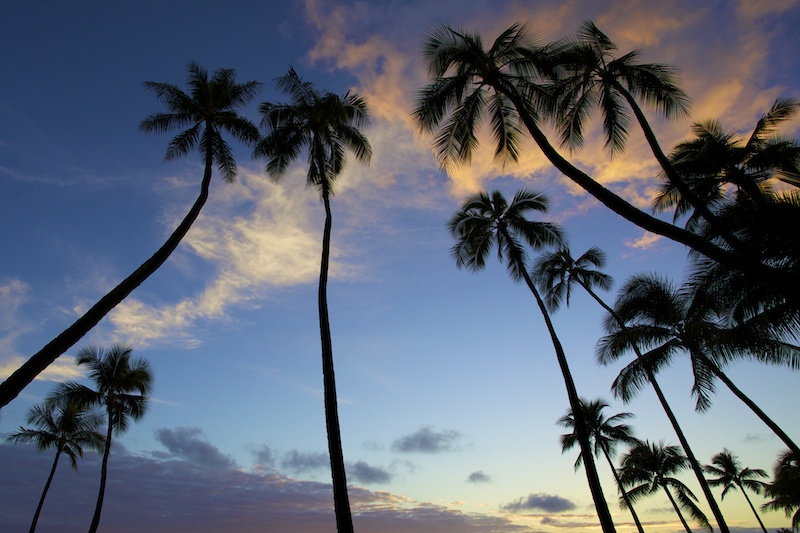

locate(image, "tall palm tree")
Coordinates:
412 23 784 289
704 449 769 533
596 273 800 456
0 62 260 409
552 21 749 253
51 345 152 533
762 451 800 531
7 401 105 533
448 188 616 532
252 67 371 533
533 245 730 531
558 398 645 533
619 440 711 533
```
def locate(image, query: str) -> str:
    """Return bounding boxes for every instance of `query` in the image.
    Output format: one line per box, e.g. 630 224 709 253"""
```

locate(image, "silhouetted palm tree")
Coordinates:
253 67 371 533
51 345 152 533
449 188 616 531
413 23 774 287
7 401 104 533
534 245 730 531
762 451 800 531
0 62 259 409
558 398 645 533
619 440 711 533
597 273 800 456
704 449 769 533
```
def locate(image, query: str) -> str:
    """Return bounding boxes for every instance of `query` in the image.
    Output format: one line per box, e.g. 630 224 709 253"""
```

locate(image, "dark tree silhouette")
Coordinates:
253 67 371 533
0 62 259 409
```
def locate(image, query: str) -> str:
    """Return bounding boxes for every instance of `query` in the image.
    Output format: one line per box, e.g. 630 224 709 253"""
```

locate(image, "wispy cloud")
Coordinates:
390 426 465 453
502 493 576 513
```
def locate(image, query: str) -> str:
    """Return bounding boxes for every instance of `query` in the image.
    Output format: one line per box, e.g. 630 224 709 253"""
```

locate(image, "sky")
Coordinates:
1 0 799 532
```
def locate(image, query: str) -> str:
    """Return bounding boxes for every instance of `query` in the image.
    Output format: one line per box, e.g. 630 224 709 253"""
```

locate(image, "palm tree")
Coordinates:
412 23 783 288
533 245 730 531
762 451 800 531
252 67 371 533
51 345 152 533
619 440 711 533
558 398 645 533
7 401 105 533
596 273 800 456
0 62 260 409
704 449 769 533
654 98 800 220
448 188 617 532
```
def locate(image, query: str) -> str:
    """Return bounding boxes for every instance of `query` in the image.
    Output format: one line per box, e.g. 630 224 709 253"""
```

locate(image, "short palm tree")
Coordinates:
253 67 371 533
704 449 769 533
51 345 152 533
0 62 260 409
7 401 105 533
534 245 730 531
619 440 711 533
558 398 644 533
449 188 616 532
413 23 769 285
596 273 800 456
762 451 800 531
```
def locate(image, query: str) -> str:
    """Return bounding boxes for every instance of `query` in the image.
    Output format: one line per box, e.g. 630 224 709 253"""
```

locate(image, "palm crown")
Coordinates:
140 61 261 182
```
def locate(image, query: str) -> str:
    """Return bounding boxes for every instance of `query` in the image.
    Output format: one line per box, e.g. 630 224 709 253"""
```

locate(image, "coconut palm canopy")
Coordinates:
1 2 798 533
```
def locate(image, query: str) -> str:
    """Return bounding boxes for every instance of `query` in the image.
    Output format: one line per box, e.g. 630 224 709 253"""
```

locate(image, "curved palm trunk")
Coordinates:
580 282 730 533
499 86 800 299
88 408 114 533
319 185 354 533
736 482 769 533
662 484 694 533
0 156 215 410
502 237 615 532
703 356 800 456
601 448 645 533
29 447 62 533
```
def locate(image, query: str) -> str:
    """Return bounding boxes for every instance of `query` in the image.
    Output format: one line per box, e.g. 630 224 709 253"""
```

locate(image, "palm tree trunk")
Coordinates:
29 448 62 533
319 185 354 533
602 449 645 533
0 158 215 410
499 86 800 300
580 282 731 533
703 357 800 456
662 485 694 533
503 241 615 532
88 410 114 533
737 482 769 533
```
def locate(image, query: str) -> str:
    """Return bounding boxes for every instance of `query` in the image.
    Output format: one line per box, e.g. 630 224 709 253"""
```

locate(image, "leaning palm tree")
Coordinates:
449 188 616 532
412 23 781 289
704 449 769 533
619 440 711 533
534 245 730 531
0 62 260 409
50 345 152 533
597 273 800 456
252 67 371 533
558 398 645 533
7 401 105 533
762 451 800 531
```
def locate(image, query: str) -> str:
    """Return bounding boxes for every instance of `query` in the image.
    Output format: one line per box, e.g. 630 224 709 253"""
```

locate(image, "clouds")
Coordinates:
0 441 532 533
391 426 465 453
349 460 393 484
502 493 576 513
466 470 492 483
153 427 237 470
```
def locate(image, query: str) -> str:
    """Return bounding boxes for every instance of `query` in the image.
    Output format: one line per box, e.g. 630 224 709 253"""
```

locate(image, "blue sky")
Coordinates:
1 1 799 531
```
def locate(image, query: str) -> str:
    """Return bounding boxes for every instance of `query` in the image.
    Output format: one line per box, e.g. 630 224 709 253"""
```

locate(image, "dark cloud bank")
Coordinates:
0 431 536 533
